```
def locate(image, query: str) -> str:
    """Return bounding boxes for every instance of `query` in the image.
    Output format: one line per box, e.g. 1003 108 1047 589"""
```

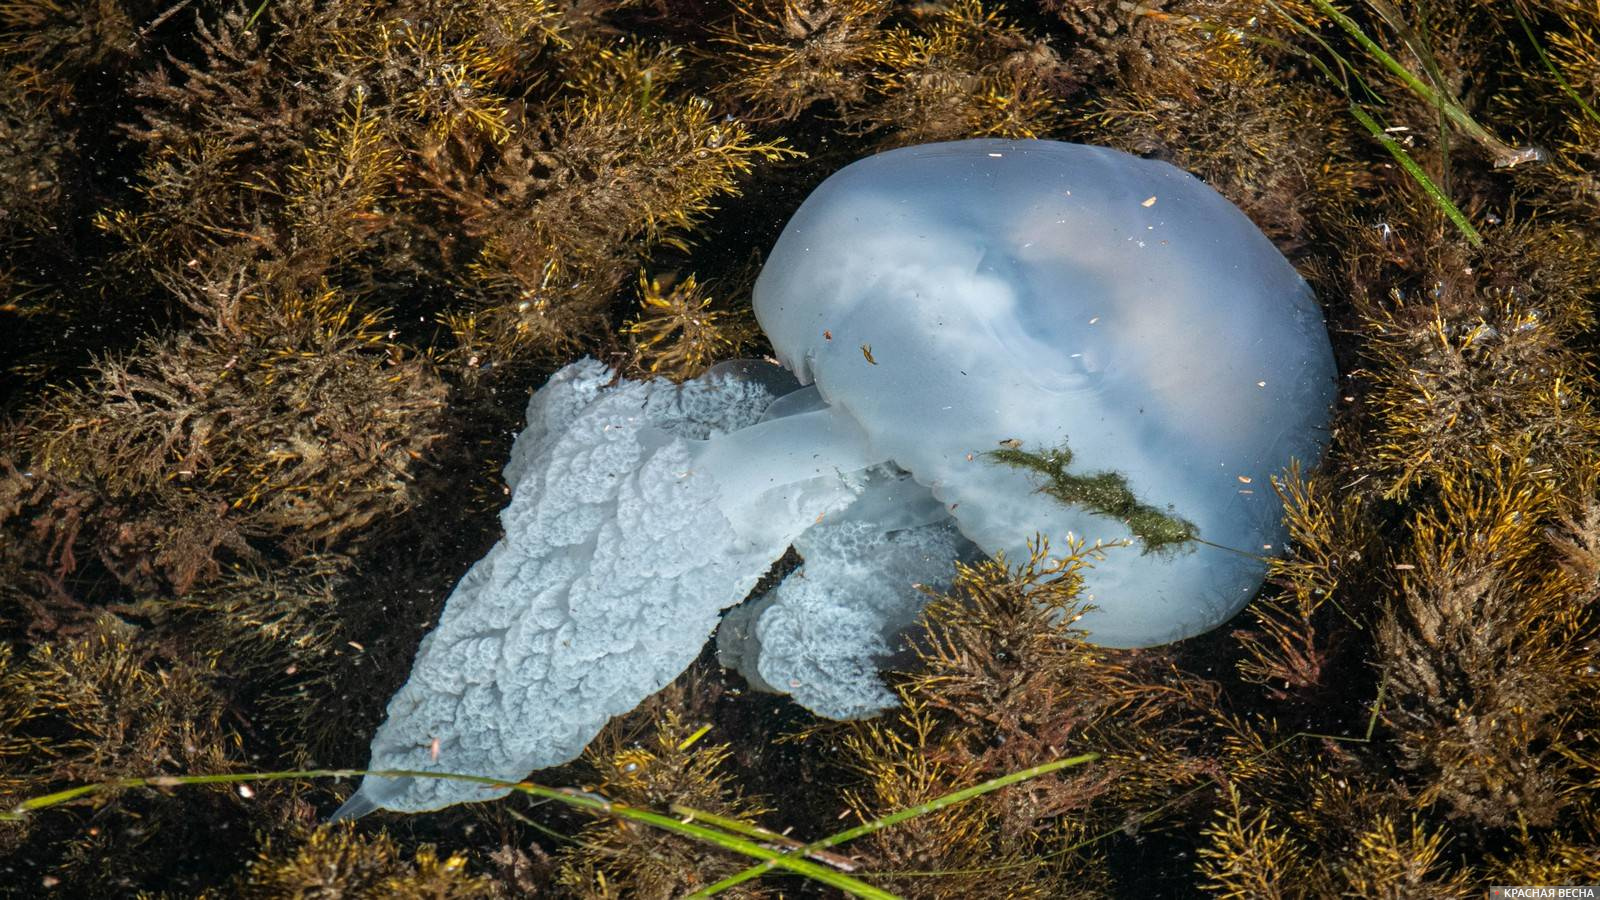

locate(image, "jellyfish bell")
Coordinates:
750 138 1337 647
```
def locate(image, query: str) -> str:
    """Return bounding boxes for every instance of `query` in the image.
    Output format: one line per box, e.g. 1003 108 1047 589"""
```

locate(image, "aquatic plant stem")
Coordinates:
244 0 272 29
686 752 1100 898
3 768 896 898
1512 5 1600 127
1347 103 1483 248
668 804 866 873
1251 0 1489 246
1304 0 1540 168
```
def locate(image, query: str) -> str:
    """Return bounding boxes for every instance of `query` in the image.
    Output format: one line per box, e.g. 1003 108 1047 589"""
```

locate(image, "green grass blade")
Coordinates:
687 752 1100 898
1348 103 1483 247
244 0 272 29
1303 0 1541 167
1513 4 1600 127
3 767 899 899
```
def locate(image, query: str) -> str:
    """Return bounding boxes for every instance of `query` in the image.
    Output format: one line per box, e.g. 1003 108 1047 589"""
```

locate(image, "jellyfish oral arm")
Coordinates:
337 360 882 816
691 396 882 547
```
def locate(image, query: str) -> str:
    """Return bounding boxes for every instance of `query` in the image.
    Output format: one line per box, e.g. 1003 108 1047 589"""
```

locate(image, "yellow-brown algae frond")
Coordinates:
284 99 403 264
717 0 1069 141
0 617 244 889
1490 809 1600 886
1202 710 1481 895
865 0 1066 145
93 136 256 273
390 27 515 143
1197 785 1308 899
1209 712 1387 869
1352 224 1600 501
0 619 240 788
839 697 1078 899
427 0 566 82
714 0 895 121
1501 5 1600 219
234 825 494 899
0 0 136 89
1233 462 1375 695
584 706 766 818
625 271 756 382
913 547 1215 807
439 299 591 377
1340 814 1476 899
167 557 352 752
20 283 448 590
556 690 772 899
0 80 72 239
307 1 559 144
834 540 1214 892
445 46 795 367
125 10 294 160
0 642 44 810
562 40 686 107
1376 449 1600 827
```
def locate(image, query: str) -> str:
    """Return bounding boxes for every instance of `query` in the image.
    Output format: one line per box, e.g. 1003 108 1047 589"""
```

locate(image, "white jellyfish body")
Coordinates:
336 139 1336 817
750 139 1337 647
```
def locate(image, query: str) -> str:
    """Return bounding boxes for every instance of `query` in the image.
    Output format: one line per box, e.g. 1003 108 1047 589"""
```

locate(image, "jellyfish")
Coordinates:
335 139 1337 817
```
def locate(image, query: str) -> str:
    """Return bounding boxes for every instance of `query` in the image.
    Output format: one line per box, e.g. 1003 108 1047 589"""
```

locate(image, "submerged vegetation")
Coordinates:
3 0 1600 895
989 443 1199 552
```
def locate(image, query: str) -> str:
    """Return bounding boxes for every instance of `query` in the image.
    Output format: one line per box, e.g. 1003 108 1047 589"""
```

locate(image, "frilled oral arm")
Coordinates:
335 359 892 818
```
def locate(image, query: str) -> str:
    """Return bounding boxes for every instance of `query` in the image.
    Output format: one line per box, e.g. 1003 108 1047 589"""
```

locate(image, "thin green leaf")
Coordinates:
1303 0 1541 167
245 0 271 29
3 768 899 899
1348 103 1484 247
688 753 1100 898
1513 4 1600 127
